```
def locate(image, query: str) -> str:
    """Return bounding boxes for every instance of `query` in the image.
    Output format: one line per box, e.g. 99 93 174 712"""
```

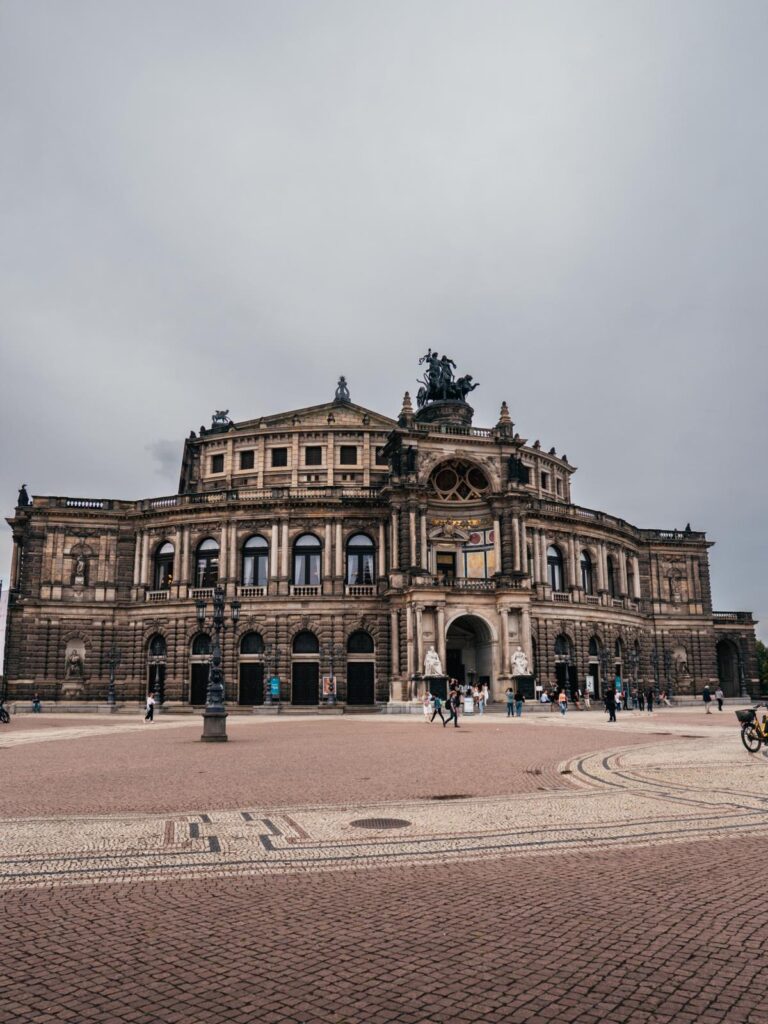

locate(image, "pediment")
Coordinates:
235 401 397 432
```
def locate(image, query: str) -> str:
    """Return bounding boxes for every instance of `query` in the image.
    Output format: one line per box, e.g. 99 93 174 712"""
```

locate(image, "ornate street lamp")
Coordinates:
598 647 611 697
196 586 240 742
262 642 278 706
106 645 121 706
321 643 344 706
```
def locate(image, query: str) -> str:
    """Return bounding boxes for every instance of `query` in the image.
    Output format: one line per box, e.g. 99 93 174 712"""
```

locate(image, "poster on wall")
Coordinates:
585 676 595 694
322 676 336 698
269 676 280 699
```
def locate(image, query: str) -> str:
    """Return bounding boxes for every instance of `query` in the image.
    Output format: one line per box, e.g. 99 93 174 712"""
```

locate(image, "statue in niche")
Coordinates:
511 646 529 677
73 555 87 585
423 645 443 677
65 649 84 678
334 376 351 403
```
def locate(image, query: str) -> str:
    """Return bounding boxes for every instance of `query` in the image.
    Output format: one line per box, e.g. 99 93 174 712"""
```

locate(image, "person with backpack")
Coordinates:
514 689 525 718
430 693 445 724
444 686 460 728
703 685 713 714
604 687 617 723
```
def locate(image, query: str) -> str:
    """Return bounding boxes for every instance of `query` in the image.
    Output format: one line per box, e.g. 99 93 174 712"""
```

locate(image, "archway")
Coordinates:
716 638 741 697
445 615 494 690
346 630 375 705
291 630 319 705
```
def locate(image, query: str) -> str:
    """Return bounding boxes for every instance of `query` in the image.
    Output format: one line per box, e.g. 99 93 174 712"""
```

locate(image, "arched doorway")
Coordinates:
292 630 319 705
717 638 741 697
347 630 375 704
239 631 265 705
446 615 494 690
189 633 211 704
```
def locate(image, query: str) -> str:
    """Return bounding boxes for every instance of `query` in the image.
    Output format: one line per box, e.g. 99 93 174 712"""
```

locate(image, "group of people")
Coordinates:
422 681 489 727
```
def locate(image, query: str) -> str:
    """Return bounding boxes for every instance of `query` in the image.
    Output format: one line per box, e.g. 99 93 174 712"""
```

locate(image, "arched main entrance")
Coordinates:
445 615 494 690
291 630 319 705
716 638 741 697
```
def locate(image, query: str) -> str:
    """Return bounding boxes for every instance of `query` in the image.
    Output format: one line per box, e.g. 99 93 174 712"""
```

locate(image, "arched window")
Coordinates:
195 538 219 588
430 460 490 502
580 551 594 594
242 535 268 587
293 630 319 654
154 542 174 591
148 634 166 658
240 631 264 655
347 630 374 654
554 633 572 660
615 638 623 659
588 636 600 658
191 633 212 655
293 534 321 586
607 555 618 598
547 545 565 591
626 557 636 598
346 534 375 586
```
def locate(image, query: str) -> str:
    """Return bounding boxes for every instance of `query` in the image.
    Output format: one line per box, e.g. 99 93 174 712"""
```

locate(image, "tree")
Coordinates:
757 640 768 694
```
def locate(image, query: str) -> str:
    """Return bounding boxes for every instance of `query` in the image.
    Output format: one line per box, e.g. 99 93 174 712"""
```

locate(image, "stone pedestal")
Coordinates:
424 674 449 700
414 401 474 427
201 709 228 742
60 679 85 700
512 674 536 700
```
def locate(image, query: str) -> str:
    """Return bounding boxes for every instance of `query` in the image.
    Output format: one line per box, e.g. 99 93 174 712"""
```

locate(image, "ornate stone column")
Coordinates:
280 520 289 580
415 604 424 683
409 508 417 567
218 522 228 582
532 530 541 583
632 555 641 598
512 517 521 573
140 532 150 587
419 509 428 570
390 509 400 569
499 606 510 675
539 530 548 584
324 522 332 579
335 520 343 578
390 610 400 681
520 519 528 575
520 605 533 667
493 517 502 574
271 523 279 582
619 548 628 596
405 604 414 678
378 521 386 578
133 531 142 586
569 535 577 590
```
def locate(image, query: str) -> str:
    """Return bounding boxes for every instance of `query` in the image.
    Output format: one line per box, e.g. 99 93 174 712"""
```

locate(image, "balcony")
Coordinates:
584 594 600 606
191 587 215 600
238 585 266 598
346 584 376 597
146 589 170 602
290 585 321 597
551 591 570 603
713 611 754 624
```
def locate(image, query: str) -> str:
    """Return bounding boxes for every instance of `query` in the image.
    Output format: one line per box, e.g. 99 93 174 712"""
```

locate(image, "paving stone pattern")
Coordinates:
1 710 765 1023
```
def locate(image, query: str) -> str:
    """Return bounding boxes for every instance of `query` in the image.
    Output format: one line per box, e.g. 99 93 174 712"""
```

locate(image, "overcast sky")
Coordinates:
1 0 766 643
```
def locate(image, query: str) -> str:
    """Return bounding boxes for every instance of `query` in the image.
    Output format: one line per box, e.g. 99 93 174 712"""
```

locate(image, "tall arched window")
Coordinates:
626 557 636 598
148 634 167 658
580 551 594 594
154 542 174 590
547 545 565 591
346 534 375 585
242 536 268 587
240 631 265 655
293 534 321 585
195 538 219 588
588 636 600 658
607 555 618 598
293 630 319 654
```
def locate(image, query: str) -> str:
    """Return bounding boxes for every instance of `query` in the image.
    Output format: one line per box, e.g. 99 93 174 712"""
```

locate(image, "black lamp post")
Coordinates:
598 647 611 697
321 643 344 706
626 648 639 706
196 586 240 742
106 645 121 706
263 642 276 706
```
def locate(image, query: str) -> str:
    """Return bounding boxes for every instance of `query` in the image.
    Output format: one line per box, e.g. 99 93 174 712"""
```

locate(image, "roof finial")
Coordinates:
334 376 351 404
399 391 414 425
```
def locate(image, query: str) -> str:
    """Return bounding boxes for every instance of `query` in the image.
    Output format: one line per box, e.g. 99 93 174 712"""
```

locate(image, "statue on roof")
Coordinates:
416 350 478 407
17 484 30 507
334 376 351 403
210 410 232 432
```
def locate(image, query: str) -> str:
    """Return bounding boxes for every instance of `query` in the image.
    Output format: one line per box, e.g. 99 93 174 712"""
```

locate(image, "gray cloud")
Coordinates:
1 0 766 637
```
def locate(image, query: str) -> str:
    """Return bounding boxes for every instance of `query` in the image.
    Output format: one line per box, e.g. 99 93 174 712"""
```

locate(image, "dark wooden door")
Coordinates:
291 662 319 705
190 663 209 705
555 662 567 690
147 664 166 701
446 649 464 683
239 663 264 705
347 662 375 705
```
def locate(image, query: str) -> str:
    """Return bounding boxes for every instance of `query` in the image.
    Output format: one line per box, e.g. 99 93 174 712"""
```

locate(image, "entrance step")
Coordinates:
343 705 382 714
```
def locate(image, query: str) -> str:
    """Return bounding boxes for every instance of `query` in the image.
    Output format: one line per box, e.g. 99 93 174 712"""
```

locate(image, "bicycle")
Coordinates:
736 705 768 753
0 700 9 725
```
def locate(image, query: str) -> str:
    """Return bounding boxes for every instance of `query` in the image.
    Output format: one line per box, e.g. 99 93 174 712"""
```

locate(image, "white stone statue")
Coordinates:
511 646 529 677
423 645 443 677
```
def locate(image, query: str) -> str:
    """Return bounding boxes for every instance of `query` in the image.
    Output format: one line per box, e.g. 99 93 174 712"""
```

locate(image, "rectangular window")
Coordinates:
436 551 457 578
239 450 255 471
555 477 562 496
271 447 288 467
375 446 388 465
340 445 358 465
540 471 550 490
211 453 224 474
304 445 322 466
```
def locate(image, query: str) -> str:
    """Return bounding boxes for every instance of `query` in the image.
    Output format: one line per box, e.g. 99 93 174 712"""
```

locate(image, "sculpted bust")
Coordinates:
423 645 443 677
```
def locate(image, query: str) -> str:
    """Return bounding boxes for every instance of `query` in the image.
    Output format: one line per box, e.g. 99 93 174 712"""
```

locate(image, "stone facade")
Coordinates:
3 381 759 704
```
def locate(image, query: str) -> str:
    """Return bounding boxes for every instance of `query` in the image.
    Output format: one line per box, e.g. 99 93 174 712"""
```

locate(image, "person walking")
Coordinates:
430 694 445 724
604 687 617 723
144 691 155 722
482 682 490 711
702 685 713 714
514 689 525 718
31 691 41 713
583 687 591 710
637 689 645 712
715 686 725 712
423 693 433 721
505 686 515 718
645 687 654 713
558 689 568 716
444 687 460 728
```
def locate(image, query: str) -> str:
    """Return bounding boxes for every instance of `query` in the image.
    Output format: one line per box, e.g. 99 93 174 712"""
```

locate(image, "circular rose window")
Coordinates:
430 460 490 501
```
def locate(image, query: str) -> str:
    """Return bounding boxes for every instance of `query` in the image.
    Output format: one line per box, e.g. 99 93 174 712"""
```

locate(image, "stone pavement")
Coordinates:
1 709 766 1023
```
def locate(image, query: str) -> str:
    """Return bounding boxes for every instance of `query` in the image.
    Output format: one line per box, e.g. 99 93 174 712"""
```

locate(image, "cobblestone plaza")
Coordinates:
2 707 767 1023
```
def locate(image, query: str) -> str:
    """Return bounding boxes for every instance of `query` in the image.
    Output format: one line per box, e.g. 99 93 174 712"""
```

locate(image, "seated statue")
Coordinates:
423 645 443 677
511 646 529 677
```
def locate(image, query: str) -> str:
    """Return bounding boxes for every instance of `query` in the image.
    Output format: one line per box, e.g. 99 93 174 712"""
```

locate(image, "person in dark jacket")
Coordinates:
430 694 446 724
604 687 617 723
444 687 460 728
645 687 654 713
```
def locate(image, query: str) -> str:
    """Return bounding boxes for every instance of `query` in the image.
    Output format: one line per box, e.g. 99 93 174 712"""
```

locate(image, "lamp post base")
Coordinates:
201 709 228 742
